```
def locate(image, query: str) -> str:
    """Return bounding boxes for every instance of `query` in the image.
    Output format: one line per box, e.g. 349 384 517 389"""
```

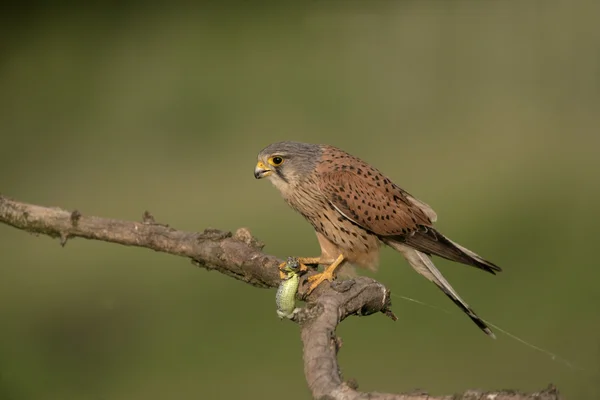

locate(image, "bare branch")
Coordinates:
293 279 560 399
0 194 561 400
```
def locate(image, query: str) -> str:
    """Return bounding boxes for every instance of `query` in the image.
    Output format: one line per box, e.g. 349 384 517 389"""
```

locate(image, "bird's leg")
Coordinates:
296 257 323 267
278 257 325 279
306 254 345 294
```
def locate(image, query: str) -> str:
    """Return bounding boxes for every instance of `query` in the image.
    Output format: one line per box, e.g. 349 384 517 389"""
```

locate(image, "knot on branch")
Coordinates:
233 227 265 250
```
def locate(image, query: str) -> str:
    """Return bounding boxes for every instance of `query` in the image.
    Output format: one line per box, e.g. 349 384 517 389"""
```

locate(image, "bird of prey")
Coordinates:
254 141 501 337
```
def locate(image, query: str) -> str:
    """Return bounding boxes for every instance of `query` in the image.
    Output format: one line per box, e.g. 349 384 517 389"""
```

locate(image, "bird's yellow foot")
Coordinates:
306 269 337 294
278 258 312 279
305 254 345 294
278 261 288 279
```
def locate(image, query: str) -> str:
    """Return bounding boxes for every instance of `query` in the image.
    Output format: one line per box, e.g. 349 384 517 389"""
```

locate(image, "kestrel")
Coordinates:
254 141 501 337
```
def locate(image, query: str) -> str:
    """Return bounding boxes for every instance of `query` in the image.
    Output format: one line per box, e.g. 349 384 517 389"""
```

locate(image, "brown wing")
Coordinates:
315 168 434 236
316 147 500 274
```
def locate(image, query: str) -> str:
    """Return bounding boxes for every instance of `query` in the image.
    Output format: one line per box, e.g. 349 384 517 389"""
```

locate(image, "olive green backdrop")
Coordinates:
1 2 599 399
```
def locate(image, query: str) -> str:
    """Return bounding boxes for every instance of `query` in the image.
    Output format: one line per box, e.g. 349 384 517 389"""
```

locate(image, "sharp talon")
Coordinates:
278 261 287 279
279 258 308 280
305 271 336 294
279 257 315 279
302 255 345 294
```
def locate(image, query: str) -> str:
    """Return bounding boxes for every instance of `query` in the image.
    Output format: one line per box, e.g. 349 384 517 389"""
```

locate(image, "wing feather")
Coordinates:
316 169 434 236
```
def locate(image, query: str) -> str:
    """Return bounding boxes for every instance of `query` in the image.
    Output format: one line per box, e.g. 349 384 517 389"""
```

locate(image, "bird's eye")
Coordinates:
268 156 284 166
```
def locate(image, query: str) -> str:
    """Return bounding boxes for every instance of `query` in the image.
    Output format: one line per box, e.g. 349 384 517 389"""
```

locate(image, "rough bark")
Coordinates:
0 194 561 400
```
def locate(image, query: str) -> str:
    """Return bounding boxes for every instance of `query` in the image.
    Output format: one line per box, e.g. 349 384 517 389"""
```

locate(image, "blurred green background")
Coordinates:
1 1 599 399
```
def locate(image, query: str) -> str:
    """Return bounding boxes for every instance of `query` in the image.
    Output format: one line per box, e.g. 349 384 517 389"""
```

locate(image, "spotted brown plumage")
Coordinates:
255 141 501 337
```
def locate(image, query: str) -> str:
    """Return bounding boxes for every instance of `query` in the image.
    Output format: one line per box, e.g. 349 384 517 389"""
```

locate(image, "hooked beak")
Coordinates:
254 160 272 179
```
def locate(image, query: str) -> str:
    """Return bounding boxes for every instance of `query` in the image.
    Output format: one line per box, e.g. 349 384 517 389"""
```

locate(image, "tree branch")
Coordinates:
0 194 561 400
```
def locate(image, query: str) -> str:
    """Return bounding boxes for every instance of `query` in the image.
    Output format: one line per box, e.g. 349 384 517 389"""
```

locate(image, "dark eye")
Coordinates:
269 156 284 166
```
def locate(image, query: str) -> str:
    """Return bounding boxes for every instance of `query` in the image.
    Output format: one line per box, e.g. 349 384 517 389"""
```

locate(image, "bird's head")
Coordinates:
254 141 322 191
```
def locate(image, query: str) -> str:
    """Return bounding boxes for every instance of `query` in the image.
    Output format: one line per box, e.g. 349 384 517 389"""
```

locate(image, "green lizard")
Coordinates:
276 257 303 319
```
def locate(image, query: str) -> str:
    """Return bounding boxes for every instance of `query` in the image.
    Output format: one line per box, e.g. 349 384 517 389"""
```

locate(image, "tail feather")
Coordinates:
385 240 495 338
399 227 501 274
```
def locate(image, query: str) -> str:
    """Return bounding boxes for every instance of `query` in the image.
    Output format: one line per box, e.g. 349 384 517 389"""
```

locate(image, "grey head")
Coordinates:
254 141 322 189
